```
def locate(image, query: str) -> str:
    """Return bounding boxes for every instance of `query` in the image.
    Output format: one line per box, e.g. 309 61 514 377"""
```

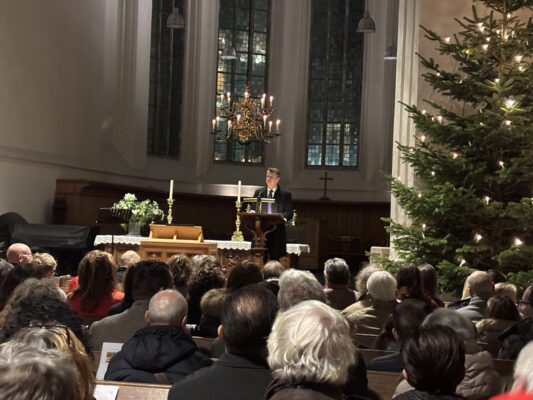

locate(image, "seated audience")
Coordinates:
278 269 368 398
168 284 278 400
396 264 426 303
394 325 466 400
494 282 517 303
167 254 193 297
5 243 32 265
368 299 429 372
0 348 81 399
418 263 444 308
105 289 211 384
476 295 521 344
517 284 533 319
261 260 286 296
265 300 356 400
0 278 89 350
68 250 124 318
395 309 503 400
323 257 357 310
1 324 94 400
108 262 139 316
0 259 13 289
0 263 45 310
498 284 533 360
89 260 173 350
350 263 384 312
32 252 57 278
115 250 140 284
277 269 326 311
457 271 494 323
187 257 225 325
492 341 533 400
196 260 263 337
343 270 398 335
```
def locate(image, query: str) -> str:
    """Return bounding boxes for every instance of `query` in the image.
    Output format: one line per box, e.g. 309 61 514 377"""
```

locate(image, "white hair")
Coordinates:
147 289 188 326
267 300 356 385
355 264 383 295
367 270 397 301
514 341 533 391
278 269 326 311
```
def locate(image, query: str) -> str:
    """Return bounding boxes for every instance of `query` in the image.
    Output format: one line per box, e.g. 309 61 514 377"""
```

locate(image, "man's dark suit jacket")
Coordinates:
168 352 272 400
253 185 293 260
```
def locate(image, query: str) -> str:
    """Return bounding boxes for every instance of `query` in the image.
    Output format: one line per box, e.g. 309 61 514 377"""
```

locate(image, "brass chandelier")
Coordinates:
211 84 281 145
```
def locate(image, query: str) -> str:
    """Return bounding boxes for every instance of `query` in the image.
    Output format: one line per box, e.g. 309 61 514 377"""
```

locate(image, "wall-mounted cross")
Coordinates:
319 172 333 201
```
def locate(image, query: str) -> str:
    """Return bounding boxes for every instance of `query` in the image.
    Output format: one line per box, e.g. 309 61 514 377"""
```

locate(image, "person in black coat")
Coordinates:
168 284 279 400
104 290 211 384
253 167 293 261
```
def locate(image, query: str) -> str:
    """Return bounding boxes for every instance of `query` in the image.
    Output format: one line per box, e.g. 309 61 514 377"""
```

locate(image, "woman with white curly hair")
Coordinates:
265 300 357 400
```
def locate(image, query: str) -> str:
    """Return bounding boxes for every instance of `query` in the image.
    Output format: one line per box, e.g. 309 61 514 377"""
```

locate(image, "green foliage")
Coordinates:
388 0 533 293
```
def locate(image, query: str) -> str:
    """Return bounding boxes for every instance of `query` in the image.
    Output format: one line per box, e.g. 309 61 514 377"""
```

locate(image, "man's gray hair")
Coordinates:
466 271 493 296
423 308 479 353
278 269 326 311
147 289 188 326
268 300 356 385
513 341 533 391
355 263 383 296
119 250 140 267
367 270 397 301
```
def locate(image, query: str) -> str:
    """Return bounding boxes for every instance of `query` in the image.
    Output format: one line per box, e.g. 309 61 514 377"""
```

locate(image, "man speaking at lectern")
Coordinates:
254 167 293 261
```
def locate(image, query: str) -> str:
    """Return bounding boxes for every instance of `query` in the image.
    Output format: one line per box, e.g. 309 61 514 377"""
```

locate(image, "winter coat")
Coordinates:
457 295 489 324
343 299 396 335
395 389 466 400
394 351 503 400
475 318 516 344
324 285 357 310
104 325 212 384
498 318 533 360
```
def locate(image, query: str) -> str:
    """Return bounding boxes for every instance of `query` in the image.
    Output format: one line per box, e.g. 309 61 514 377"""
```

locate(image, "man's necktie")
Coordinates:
267 190 273 213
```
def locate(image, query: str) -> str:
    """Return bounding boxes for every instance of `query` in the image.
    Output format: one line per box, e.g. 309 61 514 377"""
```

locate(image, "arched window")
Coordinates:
213 0 270 164
306 0 364 168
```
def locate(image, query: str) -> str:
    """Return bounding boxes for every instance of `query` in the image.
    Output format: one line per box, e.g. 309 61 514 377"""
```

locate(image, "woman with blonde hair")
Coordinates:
0 324 94 400
68 250 124 317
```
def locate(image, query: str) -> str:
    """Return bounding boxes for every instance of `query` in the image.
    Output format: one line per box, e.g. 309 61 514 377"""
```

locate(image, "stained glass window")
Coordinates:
213 0 270 164
306 0 364 168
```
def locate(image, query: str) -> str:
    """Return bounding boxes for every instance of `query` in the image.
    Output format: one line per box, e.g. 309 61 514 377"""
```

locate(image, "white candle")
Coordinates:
228 120 232 131
269 95 274 107
276 119 281 132
212 118 216 131
268 120 273 133
263 115 268 127
216 116 220 127
227 92 231 102
237 180 241 203
169 180 174 200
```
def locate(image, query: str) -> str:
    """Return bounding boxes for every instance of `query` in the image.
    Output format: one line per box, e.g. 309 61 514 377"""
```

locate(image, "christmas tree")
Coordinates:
383 0 533 293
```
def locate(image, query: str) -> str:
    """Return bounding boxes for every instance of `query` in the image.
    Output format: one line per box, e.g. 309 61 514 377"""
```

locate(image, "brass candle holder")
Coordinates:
231 200 244 241
167 198 174 225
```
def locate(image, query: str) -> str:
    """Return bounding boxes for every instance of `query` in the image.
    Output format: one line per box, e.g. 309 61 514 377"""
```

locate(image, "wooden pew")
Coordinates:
95 380 170 400
192 336 215 357
367 371 401 400
359 348 397 366
355 333 379 349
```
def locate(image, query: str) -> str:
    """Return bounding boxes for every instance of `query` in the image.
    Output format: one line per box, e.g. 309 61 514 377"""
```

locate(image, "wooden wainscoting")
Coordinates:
53 180 390 270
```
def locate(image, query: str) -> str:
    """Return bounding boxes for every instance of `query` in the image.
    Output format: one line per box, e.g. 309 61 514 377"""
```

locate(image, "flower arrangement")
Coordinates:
112 193 164 227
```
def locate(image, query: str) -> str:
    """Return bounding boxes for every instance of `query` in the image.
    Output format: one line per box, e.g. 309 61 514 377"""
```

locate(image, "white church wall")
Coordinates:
0 0 397 223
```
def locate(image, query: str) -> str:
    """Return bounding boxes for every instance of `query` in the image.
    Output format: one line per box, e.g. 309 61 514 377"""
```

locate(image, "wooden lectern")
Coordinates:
139 224 217 261
239 213 283 266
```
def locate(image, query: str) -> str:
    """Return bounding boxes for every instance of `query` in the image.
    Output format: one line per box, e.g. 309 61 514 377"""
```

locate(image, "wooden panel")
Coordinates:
95 381 170 400
54 180 390 270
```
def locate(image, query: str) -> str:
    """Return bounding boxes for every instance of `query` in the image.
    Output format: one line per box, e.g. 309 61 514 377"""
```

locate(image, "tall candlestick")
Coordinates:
169 180 174 200
237 180 241 203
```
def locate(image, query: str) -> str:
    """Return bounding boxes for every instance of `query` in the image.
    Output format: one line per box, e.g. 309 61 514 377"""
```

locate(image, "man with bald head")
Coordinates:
6 243 32 264
104 289 211 384
457 271 494 323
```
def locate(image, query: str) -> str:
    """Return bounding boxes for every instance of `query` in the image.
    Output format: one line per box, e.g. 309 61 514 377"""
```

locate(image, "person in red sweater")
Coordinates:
68 250 123 318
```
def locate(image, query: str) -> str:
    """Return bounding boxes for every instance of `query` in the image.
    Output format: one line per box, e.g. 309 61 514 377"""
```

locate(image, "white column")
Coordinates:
389 0 421 258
